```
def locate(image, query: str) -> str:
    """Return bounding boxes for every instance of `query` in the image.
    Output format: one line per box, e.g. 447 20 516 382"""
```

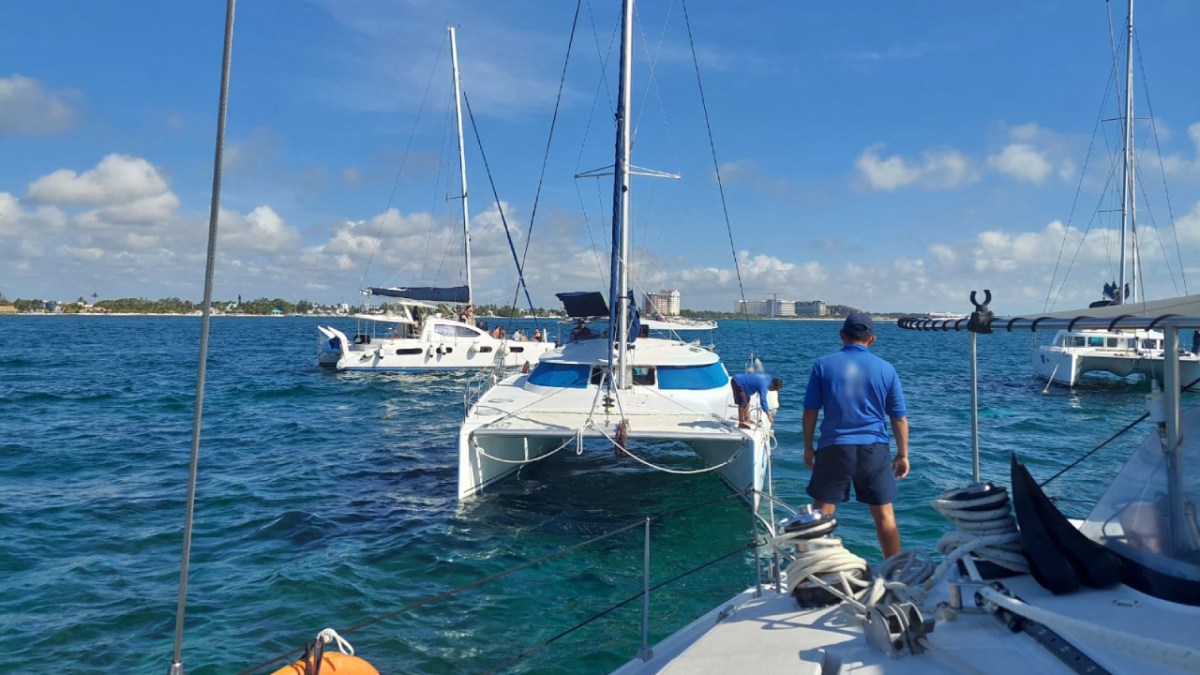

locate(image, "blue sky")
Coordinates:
3 0 1200 314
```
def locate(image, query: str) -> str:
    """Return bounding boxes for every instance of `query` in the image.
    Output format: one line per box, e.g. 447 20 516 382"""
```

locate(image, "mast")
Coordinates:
1118 0 1135 305
608 0 634 388
449 26 473 306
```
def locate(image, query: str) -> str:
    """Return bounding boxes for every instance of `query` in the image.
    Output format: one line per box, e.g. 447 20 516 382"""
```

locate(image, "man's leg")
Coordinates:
869 503 900 558
813 501 836 516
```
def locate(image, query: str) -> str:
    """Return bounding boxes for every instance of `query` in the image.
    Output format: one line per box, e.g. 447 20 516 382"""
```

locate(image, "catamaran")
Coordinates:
456 0 771 504
317 27 556 373
1032 2 1200 388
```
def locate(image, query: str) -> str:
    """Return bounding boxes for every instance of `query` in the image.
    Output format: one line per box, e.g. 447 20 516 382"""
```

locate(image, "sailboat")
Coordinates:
456 0 772 503
317 27 557 373
1033 2 1200 388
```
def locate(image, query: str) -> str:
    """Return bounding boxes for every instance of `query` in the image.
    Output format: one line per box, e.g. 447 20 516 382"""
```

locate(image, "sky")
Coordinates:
3 0 1200 315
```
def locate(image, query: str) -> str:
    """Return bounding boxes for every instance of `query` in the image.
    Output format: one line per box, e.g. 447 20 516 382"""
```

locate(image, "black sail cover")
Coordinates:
367 286 469 304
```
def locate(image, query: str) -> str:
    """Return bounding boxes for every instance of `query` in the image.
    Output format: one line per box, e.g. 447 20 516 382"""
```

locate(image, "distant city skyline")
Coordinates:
3 3 1200 314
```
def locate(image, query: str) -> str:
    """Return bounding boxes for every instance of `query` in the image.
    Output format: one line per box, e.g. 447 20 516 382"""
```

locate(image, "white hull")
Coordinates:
1033 329 1200 387
458 337 771 504
318 320 557 372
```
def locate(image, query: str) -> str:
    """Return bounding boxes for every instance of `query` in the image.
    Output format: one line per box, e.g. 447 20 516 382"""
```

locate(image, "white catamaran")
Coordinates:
317 27 556 373
1033 2 1200 388
456 0 772 504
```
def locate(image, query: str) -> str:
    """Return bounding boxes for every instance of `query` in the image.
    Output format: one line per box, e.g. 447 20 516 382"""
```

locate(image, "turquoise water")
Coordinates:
0 315 1161 673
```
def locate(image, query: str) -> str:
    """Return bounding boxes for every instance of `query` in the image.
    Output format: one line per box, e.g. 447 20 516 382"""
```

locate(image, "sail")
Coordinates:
366 286 470 304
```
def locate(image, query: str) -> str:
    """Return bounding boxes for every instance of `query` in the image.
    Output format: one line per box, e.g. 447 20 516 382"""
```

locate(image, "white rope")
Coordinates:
472 435 576 466
931 489 1029 574
771 534 875 611
316 627 355 655
588 418 747 475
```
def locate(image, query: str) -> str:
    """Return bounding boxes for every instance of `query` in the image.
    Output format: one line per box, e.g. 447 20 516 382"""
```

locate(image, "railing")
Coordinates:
239 489 793 674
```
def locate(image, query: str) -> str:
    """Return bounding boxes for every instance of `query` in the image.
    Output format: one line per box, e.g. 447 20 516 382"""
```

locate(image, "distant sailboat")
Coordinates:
317 27 556 373
1033 2 1200 388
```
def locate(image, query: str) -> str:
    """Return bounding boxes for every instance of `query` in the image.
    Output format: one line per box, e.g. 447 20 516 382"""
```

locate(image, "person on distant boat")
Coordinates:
802 312 909 559
570 320 593 342
532 329 544 342
513 329 525 341
730 373 783 429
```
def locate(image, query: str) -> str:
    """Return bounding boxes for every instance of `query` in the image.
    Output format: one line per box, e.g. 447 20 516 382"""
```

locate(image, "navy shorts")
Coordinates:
730 380 748 406
806 443 897 505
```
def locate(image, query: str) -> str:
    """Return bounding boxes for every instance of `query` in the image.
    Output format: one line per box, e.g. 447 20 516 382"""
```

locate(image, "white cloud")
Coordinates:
987 143 1052 183
1161 122 1200 180
26 154 172 206
0 75 80 136
855 144 977 191
219 206 301 252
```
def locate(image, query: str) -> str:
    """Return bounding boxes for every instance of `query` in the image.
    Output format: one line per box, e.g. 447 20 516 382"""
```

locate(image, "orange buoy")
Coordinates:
270 651 380 675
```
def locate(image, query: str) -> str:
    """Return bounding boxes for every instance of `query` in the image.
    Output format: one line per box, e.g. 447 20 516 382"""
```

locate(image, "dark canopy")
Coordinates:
556 291 609 318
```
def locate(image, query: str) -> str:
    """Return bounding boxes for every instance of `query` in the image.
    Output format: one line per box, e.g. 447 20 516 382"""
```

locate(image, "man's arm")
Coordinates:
891 416 909 479
802 408 819 469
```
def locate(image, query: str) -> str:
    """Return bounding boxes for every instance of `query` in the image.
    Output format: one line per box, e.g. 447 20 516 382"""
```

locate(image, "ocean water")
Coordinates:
0 315 1164 673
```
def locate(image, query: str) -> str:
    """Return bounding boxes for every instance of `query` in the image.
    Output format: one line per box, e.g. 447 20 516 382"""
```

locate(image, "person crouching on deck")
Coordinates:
729 372 783 429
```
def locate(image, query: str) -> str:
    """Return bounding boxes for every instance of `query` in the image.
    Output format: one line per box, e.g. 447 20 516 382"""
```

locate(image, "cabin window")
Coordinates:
1073 336 1086 347
1088 337 1105 347
435 324 481 338
395 348 423 355
510 346 524 353
632 366 655 385
478 346 493 353
657 362 728 390
528 362 589 388
1106 338 1119 348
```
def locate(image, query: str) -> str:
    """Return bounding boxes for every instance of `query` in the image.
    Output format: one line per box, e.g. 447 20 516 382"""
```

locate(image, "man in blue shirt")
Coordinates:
802 313 909 558
730 372 783 429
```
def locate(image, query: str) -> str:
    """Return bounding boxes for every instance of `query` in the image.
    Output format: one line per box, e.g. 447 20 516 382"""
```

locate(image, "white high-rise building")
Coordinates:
644 289 681 316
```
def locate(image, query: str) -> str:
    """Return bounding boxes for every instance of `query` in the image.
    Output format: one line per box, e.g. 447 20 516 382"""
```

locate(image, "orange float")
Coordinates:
270 650 379 675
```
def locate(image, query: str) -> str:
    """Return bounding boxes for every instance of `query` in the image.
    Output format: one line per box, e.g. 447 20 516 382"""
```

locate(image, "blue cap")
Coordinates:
842 312 875 339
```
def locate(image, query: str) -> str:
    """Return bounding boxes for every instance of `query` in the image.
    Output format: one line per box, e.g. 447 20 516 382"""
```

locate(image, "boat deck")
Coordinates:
616 574 1200 674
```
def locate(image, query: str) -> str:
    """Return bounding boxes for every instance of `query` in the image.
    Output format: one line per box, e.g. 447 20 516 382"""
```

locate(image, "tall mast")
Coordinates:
449 26 473 305
608 0 634 388
1118 0 1135 305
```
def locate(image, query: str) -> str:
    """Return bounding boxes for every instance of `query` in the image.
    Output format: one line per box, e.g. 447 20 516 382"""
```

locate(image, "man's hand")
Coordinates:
893 455 909 479
804 447 815 470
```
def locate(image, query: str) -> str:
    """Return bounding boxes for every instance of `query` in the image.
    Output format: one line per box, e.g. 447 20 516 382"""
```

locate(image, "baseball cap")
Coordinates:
842 312 875 339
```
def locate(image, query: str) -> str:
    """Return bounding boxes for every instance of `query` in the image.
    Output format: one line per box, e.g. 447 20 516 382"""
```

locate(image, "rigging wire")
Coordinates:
573 1 622 290
1134 33 1187 296
1040 374 1200 489
680 0 756 354
516 0 582 288
170 2 235 673
1043 66 1117 311
358 32 448 293
461 91 541 328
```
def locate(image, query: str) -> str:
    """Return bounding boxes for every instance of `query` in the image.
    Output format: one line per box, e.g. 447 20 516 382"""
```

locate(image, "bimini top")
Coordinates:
366 285 469 304
556 291 609 319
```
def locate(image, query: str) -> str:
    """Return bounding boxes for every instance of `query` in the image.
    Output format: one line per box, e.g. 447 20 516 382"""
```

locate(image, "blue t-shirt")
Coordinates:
731 372 772 405
803 344 906 448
